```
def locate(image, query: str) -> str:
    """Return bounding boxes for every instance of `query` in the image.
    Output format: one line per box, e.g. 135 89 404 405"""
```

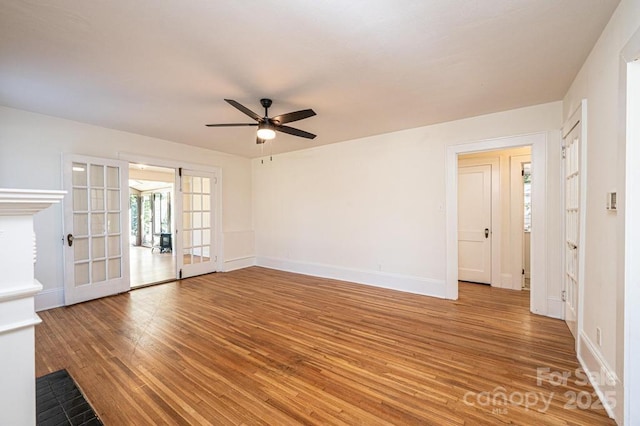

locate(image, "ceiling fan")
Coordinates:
206 98 316 144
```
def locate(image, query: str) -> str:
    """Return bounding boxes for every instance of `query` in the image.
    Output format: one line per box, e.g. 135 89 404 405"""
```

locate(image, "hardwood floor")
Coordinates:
36 268 614 425
130 245 176 287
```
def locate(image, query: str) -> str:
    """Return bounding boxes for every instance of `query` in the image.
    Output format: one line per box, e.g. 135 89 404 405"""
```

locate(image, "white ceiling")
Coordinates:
0 0 619 158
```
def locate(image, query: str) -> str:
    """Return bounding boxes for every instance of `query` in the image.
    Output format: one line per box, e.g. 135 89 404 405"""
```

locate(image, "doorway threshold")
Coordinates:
131 278 177 290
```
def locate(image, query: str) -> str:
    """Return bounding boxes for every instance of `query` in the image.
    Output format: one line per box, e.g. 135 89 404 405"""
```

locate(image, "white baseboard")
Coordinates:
222 256 255 272
35 287 64 312
256 257 446 298
578 331 621 421
546 297 563 319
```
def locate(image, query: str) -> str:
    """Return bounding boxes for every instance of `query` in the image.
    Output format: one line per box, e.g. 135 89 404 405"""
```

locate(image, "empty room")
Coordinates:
1 0 639 425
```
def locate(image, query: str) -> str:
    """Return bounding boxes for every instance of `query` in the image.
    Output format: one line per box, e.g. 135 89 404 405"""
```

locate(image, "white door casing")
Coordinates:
446 132 549 317
563 111 582 339
62 154 130 305
458 164 492 284
510 155 532 291
177 168 219 279
623 31 640 424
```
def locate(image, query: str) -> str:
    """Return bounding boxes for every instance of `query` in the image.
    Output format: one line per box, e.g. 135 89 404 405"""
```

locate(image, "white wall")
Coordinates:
562 0 640 421
253 102 561 298
0 105 254 309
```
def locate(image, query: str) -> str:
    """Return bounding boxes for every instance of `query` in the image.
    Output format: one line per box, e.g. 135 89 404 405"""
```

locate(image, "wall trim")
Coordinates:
0 316 42 335
256 257 446 298
578 331 620 421
0 282 42 303
35 287 64 312
0 189 65 216
223 256 256 272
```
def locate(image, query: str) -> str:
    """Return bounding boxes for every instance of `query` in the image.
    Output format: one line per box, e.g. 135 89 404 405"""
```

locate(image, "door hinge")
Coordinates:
522 268 525 275
521 169 524 176
561 146 566 159
214 177 218 185
179 269 183 279
561 290 567 302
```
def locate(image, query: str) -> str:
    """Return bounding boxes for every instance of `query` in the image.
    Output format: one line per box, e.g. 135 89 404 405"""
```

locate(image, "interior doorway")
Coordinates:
457 147 531 293
446 132 552 317
128 163 176 287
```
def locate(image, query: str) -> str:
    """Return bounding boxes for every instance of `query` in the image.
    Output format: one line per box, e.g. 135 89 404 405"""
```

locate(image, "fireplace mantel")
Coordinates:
0 188 65 425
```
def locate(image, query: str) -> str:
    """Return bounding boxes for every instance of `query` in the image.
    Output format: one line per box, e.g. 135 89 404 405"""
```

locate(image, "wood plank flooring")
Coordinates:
36 267 615 425
130 245 175 288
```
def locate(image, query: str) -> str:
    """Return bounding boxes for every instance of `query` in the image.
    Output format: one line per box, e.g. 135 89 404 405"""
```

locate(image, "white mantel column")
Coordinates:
0 189 65 426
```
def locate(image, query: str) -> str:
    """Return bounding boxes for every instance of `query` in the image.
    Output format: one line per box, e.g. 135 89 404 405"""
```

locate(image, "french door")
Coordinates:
177 169 218 279
563 115 581 338
62 155 130 305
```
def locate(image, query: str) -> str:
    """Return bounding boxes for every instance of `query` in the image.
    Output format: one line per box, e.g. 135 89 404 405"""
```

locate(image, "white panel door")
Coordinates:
458 164 492 284
564 123 581 338
177 169 218 279
63 155 130 305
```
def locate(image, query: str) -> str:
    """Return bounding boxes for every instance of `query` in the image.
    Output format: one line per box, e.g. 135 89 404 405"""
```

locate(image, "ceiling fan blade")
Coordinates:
225 99 262 121
205 123 258 127
270 109 316 125
276 125 317 139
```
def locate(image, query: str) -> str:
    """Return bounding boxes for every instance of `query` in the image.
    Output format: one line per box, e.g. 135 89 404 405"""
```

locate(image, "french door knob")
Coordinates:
67 233 74 247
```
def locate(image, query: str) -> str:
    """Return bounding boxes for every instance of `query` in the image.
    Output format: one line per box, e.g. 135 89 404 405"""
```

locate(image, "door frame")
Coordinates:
446 132 548 316
510 154 532 291
622 29 640 425
118 153 224 275
457 158 501 287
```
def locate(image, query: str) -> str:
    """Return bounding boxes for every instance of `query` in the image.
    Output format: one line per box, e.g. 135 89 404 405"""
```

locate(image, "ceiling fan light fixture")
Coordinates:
257 123 276 140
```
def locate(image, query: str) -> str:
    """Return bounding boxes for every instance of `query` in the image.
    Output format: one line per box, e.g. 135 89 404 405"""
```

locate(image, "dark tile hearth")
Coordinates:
36 369 102 426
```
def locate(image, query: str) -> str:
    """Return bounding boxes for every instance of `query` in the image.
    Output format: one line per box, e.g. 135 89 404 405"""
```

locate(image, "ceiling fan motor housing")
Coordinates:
260 98 273 109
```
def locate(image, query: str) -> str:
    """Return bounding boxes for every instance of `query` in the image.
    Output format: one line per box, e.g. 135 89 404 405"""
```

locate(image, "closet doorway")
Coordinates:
129 163 176 287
